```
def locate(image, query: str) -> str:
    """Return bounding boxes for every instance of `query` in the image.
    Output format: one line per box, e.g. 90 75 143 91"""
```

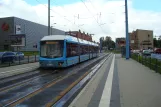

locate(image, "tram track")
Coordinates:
0 70 57 92
0 70 40 82
0 53 108 107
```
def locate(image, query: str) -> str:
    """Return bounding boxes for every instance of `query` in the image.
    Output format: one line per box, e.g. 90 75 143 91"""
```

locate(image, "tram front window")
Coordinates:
40 41 63 58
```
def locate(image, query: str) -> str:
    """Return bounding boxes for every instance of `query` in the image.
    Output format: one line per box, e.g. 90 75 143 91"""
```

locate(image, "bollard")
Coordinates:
145 56 147 66
138 54 140 63
19 56 20 65
144 56 146 66
35 55 36 62
149 57 151 69
155 59 158 73
28 56 29 63
9 61 10 66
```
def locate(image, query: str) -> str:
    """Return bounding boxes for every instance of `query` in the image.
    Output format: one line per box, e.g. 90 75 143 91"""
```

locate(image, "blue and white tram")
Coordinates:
39 35 99 68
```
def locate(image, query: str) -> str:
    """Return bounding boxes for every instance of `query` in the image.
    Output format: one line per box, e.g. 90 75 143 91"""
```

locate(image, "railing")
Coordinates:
131 53 161 73
0 55 39 68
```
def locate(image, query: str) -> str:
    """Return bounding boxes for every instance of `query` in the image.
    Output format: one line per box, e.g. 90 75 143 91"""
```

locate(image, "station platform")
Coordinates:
69 54 161 107
0 62 39 79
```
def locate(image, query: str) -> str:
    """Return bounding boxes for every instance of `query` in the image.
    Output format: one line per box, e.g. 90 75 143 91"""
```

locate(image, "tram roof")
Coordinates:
41 35 98 46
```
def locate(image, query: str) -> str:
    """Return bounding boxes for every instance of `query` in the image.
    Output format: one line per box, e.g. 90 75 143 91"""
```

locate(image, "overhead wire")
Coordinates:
74 14 98 19
35 0 86 32
88 0 102 23
80 0 107 34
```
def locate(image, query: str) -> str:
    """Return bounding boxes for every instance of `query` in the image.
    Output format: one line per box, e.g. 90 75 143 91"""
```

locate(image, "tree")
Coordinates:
153 38 161 48
153 38 158 48
102 36 115 50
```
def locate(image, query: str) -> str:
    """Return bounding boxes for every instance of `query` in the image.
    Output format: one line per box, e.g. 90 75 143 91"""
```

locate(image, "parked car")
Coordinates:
0 52 16 63
155 48 161 54
133 50 140 54
14 52 24 60
142 50 151 56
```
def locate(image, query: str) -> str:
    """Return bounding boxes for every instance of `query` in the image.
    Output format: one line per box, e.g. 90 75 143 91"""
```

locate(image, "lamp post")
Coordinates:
125 0 129 59
51 26 53 35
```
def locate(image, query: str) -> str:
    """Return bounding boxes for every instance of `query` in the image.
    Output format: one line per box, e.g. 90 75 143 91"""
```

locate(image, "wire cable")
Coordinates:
80 0 107 34
35 0 86 31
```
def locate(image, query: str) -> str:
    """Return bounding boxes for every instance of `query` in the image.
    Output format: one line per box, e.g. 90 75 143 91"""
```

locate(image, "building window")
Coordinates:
148 34 150 38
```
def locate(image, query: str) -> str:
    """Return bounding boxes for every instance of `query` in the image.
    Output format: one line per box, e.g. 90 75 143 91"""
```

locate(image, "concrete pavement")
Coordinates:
69 54 114 107
0 62 39 79
117 54 161 107
69 54 161 107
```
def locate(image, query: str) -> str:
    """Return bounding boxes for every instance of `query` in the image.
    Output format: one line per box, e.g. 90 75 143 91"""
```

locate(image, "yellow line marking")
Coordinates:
7 72 76 107
46 54 110 107
46 72 89 107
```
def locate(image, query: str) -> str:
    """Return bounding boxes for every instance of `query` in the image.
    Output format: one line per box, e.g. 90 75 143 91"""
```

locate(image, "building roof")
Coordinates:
0 16 65 32
136 29 153 32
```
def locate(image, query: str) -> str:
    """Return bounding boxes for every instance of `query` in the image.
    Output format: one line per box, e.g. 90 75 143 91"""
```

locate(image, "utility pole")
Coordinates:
125 0 130 59
51 26 53 35
48 0 50 35
100 37 103 53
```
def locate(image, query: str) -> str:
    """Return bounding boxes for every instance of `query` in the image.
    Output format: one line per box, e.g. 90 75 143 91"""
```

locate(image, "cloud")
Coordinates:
0 0 161 42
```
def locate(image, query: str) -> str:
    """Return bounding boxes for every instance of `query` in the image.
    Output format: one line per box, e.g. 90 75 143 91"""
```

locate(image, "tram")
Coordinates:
39 34 99 68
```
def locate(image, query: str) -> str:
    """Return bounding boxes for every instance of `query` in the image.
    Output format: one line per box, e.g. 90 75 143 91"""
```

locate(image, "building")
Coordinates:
65 30 93 41
130 29 153 50
115 38 126 50
0 17 65 51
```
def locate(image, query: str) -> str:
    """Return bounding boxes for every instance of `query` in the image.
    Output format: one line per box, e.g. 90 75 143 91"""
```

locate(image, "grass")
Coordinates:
131 54 161 74
22 51 39 56
105 50 121 54
0 50 39 56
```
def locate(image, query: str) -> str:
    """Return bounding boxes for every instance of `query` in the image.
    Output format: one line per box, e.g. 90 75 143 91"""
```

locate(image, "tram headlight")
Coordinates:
58 62 64 66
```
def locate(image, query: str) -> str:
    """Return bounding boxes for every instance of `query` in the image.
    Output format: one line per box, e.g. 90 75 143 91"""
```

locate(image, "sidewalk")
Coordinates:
0 62 39 79
117 54 161 107
69 54 114 107
69 54 161 107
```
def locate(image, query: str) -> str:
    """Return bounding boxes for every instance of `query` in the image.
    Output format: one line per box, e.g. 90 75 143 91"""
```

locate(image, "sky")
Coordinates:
0 0 161 42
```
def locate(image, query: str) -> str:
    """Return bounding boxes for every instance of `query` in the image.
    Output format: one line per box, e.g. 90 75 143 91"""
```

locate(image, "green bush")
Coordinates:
131 53 161 73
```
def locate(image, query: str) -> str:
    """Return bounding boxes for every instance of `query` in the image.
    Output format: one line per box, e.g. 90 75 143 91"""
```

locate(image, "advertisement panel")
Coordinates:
15 25 21 34
10 34 26 47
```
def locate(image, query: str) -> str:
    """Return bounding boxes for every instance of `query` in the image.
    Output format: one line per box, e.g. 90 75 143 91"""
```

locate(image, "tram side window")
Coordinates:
66 43 79 57
94 47 96 53
89 46 92 53
94 47 98 53
80 45 89 55
91 46 94 53
93 47 96 53
85 46 89 54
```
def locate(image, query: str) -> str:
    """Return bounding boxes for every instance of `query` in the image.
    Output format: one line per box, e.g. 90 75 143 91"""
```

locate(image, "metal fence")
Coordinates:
131 54 161 73
0 55 39 68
